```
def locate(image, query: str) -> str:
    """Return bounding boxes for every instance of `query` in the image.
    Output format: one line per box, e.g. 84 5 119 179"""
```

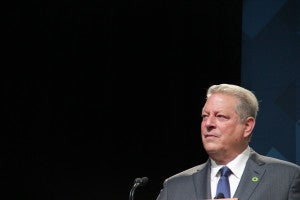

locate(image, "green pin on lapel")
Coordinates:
251 177 259 182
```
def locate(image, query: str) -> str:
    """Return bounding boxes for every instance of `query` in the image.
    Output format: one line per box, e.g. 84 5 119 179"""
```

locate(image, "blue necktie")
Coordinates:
216 166 232 198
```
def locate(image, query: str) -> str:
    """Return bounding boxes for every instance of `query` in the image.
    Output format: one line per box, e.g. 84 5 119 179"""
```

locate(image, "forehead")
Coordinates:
203 93 238 111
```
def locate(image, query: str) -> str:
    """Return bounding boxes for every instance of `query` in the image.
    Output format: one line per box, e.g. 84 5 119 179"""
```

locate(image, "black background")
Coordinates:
4 1 241 199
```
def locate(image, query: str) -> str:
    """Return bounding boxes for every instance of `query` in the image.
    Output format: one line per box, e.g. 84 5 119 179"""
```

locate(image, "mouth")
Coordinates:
204 134 218 138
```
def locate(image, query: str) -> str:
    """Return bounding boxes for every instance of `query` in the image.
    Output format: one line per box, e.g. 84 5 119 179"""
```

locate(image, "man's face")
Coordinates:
201 93 249 162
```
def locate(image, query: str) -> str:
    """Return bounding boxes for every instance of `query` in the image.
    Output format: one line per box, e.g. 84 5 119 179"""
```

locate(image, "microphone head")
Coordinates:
141 177 148 185
214 193 225 199
134 177 149 186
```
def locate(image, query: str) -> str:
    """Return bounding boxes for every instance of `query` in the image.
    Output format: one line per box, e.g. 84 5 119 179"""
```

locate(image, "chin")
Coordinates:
203 145 219 154
205 149 218 155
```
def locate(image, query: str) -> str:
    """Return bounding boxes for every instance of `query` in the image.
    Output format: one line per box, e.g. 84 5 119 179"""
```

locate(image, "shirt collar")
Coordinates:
210 146 251 179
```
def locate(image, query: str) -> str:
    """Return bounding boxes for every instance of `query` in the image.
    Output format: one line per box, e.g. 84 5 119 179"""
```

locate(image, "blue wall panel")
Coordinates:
242 0 300 164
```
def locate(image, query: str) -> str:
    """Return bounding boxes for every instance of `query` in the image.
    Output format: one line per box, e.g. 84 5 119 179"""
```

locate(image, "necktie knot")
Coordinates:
220 166 232 177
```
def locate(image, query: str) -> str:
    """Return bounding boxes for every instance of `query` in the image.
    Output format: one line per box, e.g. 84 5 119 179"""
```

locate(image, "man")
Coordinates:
156 83 300 200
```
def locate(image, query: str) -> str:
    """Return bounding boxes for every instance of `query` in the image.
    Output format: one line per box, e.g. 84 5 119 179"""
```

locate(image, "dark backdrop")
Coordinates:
4 1 242 199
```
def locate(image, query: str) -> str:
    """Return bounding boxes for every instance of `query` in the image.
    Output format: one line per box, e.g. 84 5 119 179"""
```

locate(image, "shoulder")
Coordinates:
170 163 206 178
249 149 300 172
164 161 209 183
157 162 210 199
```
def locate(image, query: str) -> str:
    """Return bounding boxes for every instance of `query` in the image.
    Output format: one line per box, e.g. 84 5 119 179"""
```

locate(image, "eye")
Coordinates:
216 114 228 120
201 114 208 119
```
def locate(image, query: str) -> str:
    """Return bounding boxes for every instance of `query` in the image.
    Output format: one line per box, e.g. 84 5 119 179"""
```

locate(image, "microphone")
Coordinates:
214 193 225 199
129 177 149 200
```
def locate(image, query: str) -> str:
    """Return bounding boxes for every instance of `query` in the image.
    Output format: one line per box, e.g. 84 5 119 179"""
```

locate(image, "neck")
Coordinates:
210 147 248 165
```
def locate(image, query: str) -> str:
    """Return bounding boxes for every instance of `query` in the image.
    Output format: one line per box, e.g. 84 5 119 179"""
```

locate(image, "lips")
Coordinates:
204 133 218 138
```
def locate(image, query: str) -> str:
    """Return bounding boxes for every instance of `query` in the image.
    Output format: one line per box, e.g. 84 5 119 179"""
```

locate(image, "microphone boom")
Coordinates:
129 177 149 200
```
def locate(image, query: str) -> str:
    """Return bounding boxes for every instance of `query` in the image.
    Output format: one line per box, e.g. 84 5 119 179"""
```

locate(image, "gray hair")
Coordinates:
206 84 259 122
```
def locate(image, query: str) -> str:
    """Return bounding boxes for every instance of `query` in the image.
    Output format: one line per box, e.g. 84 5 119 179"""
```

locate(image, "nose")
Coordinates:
202 115 216 130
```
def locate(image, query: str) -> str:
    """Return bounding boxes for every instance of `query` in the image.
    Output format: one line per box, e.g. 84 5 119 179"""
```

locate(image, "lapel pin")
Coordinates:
251 177 259 182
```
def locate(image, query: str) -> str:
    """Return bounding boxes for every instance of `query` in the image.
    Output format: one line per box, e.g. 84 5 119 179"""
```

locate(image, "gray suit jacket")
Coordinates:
156 149 300 200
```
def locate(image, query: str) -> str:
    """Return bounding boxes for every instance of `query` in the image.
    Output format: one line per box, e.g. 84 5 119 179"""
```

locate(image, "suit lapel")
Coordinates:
233 151 266 199
193 160 212 200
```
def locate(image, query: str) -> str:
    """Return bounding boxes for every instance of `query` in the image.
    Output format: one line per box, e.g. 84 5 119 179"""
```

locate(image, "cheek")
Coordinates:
200 121 205 127
200 123 205 131
233 137 242 143
231 130 245 142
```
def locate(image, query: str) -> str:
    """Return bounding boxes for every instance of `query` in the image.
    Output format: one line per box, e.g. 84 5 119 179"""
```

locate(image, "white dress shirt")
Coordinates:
210 146 251 199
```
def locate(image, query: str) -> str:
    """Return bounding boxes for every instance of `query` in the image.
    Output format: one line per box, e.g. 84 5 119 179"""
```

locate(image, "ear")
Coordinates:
243 117 255 138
